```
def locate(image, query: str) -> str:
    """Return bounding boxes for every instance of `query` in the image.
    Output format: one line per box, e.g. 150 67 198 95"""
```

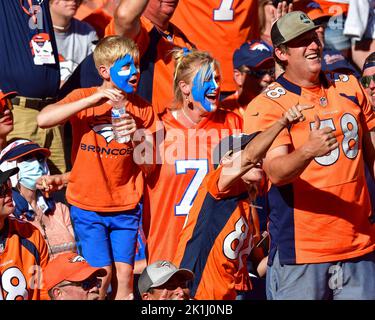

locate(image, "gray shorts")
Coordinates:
266 250 375 300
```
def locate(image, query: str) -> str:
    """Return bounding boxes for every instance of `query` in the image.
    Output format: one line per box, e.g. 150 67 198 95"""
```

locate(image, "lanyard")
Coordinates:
20 0 40 26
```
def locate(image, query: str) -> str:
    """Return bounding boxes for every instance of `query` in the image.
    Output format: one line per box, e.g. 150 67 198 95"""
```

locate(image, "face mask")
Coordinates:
110 54 139 93
192 64 219 112
18 158 46 191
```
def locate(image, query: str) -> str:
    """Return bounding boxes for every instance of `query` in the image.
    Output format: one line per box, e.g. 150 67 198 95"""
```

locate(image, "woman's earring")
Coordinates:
185 95 194 109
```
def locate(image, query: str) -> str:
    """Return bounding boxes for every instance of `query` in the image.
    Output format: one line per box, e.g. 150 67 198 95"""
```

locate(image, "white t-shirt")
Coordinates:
54 18 98 82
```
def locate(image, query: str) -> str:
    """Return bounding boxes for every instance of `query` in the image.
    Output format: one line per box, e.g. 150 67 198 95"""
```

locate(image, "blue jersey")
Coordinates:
0 0 60 98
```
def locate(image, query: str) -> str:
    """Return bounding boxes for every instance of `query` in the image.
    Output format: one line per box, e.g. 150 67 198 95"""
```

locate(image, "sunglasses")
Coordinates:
58 277 102 291
0 180 11 198
246 68 275 78
0 98 13 117
360 75 375 88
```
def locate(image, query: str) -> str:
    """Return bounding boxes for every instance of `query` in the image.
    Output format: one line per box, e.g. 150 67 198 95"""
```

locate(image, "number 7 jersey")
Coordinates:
143 109 242 264
244 73 375 265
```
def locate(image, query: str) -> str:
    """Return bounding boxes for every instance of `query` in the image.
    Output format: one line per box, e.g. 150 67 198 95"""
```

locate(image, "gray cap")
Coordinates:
138 260 194 295
271 11 320 47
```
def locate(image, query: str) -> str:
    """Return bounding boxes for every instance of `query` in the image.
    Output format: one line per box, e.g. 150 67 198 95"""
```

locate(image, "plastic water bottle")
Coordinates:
111 101 130 143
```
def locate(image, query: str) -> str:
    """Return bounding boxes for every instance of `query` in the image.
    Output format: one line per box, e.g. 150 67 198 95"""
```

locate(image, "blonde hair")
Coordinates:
172 48 220 108
93 35 139 70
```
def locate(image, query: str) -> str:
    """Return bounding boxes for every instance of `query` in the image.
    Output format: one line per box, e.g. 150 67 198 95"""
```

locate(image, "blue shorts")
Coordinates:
70 205 141 267
266 249 375 300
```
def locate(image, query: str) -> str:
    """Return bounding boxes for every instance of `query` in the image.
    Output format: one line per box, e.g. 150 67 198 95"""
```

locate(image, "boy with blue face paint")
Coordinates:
37 35 157 300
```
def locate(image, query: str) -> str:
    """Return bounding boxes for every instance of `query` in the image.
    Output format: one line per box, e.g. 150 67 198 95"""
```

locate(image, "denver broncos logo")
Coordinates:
249 42 270 52
70 255 86 263
307 1 321 9
88 114 114 145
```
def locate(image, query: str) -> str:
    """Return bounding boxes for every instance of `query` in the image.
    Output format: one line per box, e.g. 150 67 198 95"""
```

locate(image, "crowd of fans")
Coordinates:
0 0 374 300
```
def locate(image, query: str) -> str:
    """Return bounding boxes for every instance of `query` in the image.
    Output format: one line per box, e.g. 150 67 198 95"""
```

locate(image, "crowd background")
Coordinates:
0 0 374 300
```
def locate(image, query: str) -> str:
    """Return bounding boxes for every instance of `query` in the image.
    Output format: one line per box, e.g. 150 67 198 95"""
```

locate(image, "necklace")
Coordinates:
181 106 198 126
319 86 328 107
53 22 71 32
39 215 54 258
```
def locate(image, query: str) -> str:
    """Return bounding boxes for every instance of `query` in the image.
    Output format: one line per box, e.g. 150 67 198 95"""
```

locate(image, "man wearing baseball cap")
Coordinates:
244 11 375 300
221 40 275 116
44 252 106 300
292 1 360 78
138 260 194 300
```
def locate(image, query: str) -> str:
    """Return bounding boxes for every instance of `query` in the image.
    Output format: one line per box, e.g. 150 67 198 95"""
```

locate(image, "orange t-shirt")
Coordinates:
173 167 254 300
105 17 194 114
143 109 243 263
0 217 49 300
315 0 349 16
83 8 112 39
244 73 375 264
220 92 246 117
58 87 156 212
171 0 259 93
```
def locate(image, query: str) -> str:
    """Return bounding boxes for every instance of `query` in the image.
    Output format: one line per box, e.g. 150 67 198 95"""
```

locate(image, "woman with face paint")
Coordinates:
0 139 76 260
37 35 156 300
143 48 243 264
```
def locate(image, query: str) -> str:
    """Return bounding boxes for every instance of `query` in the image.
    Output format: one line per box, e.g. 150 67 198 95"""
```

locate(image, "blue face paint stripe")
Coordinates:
110 54 139 94
192 64 218 112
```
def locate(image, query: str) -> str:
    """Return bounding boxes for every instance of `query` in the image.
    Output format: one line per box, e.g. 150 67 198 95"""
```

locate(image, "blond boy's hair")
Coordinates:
93 35 139 70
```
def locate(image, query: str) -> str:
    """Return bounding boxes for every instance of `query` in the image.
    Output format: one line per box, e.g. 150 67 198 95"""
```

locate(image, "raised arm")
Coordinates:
218 104 314 190
113 0 149 38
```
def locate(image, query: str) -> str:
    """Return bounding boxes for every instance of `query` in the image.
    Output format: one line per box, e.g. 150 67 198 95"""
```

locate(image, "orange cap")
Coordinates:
43 253 106 291
0 90 17 101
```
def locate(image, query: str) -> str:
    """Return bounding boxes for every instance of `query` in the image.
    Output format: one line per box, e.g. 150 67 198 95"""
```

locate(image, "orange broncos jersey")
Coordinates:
105 17 194 114
0 217 49 300
314 0 348 16
171 0 259 93
143 109 242 264
220 92 246 118
244 73 375 265
173 168 254 300
58 87 156 212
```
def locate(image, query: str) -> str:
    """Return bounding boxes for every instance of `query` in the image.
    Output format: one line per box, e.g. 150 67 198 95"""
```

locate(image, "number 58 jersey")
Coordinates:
143 109 242 264
244 73 375 265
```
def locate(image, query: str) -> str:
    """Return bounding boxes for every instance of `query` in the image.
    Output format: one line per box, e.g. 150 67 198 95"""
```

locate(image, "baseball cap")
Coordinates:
363 52 375 71
321 49 360 77
213 132 260 169
271 11 320 47
233 40 273 70
0 139 51 164
43 252 107 291
0 89 17 101
292 0 331 22
138 260 194 295
0 167 19 185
